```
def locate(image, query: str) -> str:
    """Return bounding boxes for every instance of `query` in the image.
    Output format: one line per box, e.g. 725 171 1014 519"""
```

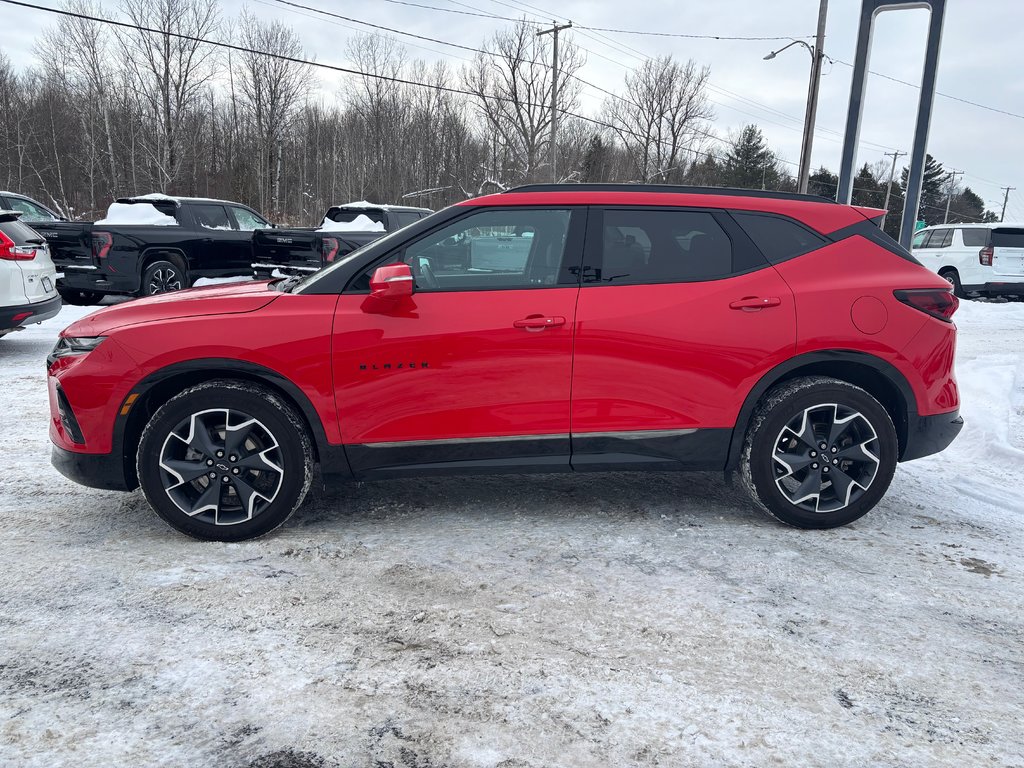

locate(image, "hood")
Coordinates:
66 280 280 336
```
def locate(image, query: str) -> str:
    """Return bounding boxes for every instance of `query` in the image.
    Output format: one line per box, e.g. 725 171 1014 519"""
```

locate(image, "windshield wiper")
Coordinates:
272 275 304 293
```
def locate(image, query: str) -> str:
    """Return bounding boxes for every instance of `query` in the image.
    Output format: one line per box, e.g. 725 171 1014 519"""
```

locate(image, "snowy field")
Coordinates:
2 291 1023 767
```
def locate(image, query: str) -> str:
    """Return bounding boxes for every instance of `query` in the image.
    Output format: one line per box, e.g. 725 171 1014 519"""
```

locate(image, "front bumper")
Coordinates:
0 293 62 331
51 443 135 491
900 409 963 462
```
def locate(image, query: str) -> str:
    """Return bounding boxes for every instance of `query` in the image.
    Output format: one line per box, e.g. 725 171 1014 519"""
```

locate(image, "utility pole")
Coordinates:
882 150 906 219
537 21 572 183
1000 186 1016 221
762 0 827 194
942 169 963 223
799 0 828 194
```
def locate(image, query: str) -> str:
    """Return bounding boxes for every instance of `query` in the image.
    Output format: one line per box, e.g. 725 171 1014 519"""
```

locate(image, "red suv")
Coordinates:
48 185 962 540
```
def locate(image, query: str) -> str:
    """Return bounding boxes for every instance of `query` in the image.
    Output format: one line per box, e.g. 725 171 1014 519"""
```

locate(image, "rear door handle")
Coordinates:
514 315 566 331
729 296 781 311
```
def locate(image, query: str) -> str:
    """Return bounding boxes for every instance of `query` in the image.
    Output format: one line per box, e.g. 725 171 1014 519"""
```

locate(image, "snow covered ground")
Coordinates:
1 293 1023 767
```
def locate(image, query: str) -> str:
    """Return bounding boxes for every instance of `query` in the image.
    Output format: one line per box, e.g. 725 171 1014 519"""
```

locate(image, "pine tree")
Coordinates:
852 163 885 208
808 166 838 199
900 154 947 225
721 124 781 190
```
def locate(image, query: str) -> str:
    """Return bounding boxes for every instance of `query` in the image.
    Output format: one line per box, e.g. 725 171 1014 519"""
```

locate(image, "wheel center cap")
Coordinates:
216 462 229 471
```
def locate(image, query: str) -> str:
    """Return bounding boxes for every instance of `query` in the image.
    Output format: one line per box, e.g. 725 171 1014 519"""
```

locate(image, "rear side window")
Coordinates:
960 229 989 247
396 212 421 228
0 219 44 245
590 209 734 284
925 228 953 248
330 208 386 226
992 228 1024 248
731 212 828 264
193 204 234 230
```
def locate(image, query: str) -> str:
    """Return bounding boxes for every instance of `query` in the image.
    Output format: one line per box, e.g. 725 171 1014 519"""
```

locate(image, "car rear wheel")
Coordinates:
137 380 314 541
939 269 965 299
140 259 187 296
58 287 105 305
741 376 898 529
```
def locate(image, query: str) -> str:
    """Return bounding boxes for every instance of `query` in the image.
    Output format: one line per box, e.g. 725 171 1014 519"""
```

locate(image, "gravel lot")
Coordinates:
2 298 1022 767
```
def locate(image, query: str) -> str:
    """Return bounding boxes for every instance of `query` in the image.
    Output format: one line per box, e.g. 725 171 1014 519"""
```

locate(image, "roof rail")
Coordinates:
503 183 838 204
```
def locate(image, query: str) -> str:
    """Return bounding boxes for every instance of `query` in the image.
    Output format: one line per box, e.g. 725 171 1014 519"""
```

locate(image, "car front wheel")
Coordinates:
741 376 898 529
136 380 314 541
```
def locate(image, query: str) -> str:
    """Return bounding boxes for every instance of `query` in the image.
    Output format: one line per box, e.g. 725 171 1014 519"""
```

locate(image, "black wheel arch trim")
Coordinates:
113 358 352 489
139 248 190 278
725 350 920 471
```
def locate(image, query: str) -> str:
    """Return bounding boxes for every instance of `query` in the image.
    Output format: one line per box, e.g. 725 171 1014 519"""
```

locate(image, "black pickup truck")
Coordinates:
41 195 273 304
251 203 431 279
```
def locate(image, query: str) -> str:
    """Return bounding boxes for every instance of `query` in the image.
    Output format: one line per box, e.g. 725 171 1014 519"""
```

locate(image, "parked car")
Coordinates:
43 194 273 304
0 191 65 223
912 222 1024 298
251 202 431 279
48 184 962 541
0 210 61 339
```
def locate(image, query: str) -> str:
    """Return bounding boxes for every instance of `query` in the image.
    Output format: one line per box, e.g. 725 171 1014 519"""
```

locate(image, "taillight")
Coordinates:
92 231 113 260
979 245 993 266
0 231 38 261
322 236 339 263
894 289 959 322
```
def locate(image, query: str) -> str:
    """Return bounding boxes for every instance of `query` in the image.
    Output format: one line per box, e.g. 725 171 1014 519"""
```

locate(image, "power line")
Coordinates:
0 0 730 169
831 58 1024 122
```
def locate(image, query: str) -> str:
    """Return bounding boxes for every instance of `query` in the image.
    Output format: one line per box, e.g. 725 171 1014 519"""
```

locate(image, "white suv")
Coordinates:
0 210 61 339
912 223 1024 298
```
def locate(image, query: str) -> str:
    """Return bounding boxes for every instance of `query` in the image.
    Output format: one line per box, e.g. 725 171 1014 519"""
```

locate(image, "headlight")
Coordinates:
47 336 106 366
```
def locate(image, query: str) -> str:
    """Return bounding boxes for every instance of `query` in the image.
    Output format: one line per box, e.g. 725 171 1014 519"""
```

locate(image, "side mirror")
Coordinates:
370 263 414 299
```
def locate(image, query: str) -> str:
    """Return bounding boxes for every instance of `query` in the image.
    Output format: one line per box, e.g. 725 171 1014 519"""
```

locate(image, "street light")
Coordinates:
763 0 828 195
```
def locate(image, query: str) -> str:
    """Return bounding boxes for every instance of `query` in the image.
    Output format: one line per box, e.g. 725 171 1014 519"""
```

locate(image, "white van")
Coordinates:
912 223 1024 298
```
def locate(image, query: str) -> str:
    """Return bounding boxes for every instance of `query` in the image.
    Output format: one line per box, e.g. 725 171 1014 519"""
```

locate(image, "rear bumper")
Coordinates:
51 443 134 491
0 294 62 331
963 281 1024 296
900 409 963 462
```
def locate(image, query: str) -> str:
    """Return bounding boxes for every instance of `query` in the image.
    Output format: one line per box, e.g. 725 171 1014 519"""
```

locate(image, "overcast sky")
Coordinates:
2 0 1022 218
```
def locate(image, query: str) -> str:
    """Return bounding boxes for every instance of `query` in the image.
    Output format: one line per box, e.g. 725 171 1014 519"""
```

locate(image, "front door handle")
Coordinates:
513 315 566 331
729 296 781 311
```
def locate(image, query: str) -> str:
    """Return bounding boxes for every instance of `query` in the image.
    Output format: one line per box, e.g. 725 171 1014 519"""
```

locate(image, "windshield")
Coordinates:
292 225 415 293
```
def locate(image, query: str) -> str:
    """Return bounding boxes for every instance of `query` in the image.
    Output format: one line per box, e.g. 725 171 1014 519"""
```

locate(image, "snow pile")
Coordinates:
1 299 1023 766
96 202 178 226
318 213 385 233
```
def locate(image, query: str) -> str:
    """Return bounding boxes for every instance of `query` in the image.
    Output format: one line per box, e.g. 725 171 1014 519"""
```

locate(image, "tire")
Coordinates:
939 269 965 299
140 259 188 297
136 380 314 541
58 287 105 305
740 376 898 529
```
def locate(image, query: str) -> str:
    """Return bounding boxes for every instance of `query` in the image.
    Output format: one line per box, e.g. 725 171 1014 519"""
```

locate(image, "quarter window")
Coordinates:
960 229 989 247
355 208 573 292
589 209 734 284
732 212 828 264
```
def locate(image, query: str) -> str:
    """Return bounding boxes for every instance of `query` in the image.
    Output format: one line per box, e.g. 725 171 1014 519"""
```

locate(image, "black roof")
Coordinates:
504 183 838 205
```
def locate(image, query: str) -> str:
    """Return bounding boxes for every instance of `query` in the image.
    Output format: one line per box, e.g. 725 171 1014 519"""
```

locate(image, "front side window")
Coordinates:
230 206 268 231
589 209 734 284
7 197 57 221
354 208 572 292
193 204 234 230
911 230 928 249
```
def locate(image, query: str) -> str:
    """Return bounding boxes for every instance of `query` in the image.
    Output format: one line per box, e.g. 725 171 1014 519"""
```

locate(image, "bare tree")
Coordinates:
464 21 583 185
236 10 312 215
117 0 221 191
605 56 713 183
